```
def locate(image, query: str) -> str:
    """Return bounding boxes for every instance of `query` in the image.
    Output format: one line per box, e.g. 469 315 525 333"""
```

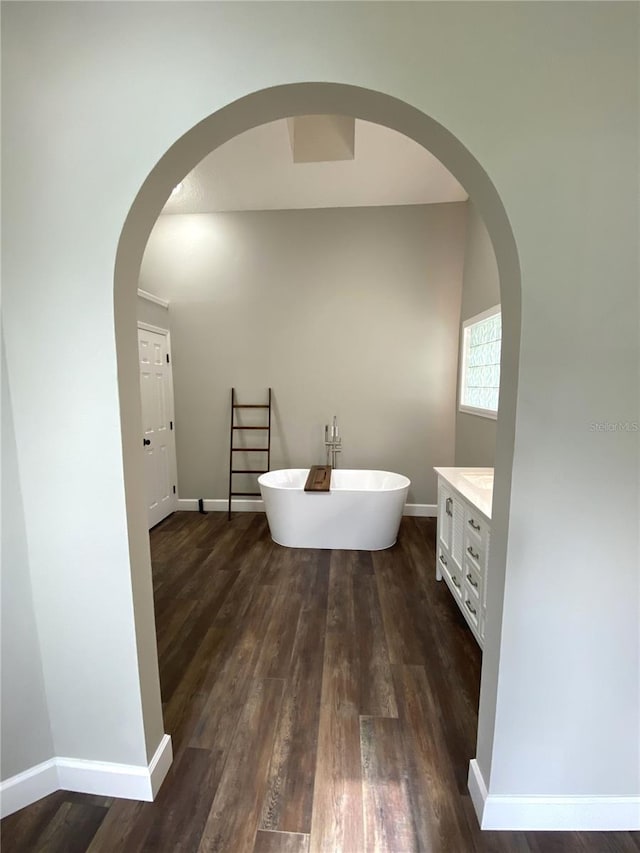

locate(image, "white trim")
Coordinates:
56 756 152 800
0 735 172 818
468 759 640 831
459 404 498 421
177 498 436 517
56 733 173 802
462 304 501 327
0 759 58 818
148 734 174 797
137 288 169 308
468 758 489 827
178 498 264 513
403 503 437 517
137 320 170 336
177 498 200 510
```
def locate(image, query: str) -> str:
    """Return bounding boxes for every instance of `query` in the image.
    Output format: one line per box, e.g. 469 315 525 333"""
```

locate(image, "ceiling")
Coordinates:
161 118 468 215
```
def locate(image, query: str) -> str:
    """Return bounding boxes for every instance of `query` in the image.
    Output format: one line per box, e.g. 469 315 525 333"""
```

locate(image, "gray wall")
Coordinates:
137 294 170 330
139 204 468 505
455 200 500 467
1 338 54 780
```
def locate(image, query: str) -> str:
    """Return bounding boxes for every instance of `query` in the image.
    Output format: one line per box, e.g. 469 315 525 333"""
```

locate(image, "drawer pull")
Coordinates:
452 575 461 589
465 599 477 617
466 573 478 589
468 518 480 531
439 553 448 567
445 497 453 517
467 545 480 560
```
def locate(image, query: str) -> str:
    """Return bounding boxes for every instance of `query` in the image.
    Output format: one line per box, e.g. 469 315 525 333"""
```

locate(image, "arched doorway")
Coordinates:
114 82 521 808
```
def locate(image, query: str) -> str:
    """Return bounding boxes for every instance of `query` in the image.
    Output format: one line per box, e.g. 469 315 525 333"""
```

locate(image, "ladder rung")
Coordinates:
229 387 271 520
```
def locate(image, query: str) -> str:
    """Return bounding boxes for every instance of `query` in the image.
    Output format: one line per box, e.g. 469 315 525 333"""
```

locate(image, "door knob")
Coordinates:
143 438 151 446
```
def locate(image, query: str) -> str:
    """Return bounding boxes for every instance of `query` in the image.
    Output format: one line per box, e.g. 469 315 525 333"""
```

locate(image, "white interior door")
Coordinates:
138 324 178 528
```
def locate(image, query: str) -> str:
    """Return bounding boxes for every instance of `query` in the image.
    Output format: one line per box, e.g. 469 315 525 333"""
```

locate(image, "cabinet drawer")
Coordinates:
462 589 480 628
464 559 482 599
465 509 488 542
464 537 485 573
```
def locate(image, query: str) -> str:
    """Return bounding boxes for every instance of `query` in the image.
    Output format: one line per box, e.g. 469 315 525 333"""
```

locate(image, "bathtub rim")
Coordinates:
258 468 411 493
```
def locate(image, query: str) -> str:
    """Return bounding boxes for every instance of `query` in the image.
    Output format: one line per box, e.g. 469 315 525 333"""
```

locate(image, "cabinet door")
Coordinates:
450 492 465 575
437 482 453 551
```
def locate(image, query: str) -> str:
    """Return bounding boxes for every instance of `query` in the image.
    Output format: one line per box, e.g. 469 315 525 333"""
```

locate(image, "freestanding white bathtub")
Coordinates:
258 469 410 550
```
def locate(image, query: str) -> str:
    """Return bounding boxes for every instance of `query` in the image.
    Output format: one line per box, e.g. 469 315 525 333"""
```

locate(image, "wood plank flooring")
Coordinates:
2 512 639 853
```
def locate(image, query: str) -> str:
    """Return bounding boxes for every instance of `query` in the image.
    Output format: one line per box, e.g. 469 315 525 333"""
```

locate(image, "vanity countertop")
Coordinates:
433 467 494 520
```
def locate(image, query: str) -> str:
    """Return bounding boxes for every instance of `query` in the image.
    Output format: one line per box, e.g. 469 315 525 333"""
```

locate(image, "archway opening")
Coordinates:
114 82 521 804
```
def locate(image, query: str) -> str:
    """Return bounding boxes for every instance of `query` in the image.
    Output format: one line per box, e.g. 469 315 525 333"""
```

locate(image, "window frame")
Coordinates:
458 304 501 420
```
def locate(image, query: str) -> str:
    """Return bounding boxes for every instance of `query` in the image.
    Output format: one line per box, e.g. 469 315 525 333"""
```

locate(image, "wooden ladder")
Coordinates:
228 387 272 520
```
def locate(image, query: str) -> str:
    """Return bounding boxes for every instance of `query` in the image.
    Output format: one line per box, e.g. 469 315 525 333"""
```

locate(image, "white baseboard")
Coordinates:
149 734 174 797
403 503 437 517
0 759 58 819
468 758 488 825
178 498 264 513
177 498 199 510
0 734 172 818
178 498 436 517
468 759 640 831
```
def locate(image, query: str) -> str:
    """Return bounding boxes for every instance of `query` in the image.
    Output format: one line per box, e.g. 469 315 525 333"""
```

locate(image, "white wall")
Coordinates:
2 1 638 825
139 204 467 505
2 5 165 772
455 200 499 468
1 339 54 780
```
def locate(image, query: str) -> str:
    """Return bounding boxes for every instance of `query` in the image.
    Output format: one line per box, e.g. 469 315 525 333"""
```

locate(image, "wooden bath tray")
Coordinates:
304 465 332 492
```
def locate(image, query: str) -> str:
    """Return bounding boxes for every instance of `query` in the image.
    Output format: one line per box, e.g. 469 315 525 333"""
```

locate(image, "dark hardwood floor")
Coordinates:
2 512 639 852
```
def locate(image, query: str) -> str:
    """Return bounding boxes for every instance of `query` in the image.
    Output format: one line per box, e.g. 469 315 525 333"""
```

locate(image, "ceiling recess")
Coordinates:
287 115 355 163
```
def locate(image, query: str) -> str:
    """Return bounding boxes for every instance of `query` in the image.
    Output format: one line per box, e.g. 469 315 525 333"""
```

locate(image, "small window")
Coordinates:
459 305 501 419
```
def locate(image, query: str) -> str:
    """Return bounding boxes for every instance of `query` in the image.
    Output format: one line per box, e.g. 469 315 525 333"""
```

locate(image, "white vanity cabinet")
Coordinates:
436 482 464 600
434 468 493 649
